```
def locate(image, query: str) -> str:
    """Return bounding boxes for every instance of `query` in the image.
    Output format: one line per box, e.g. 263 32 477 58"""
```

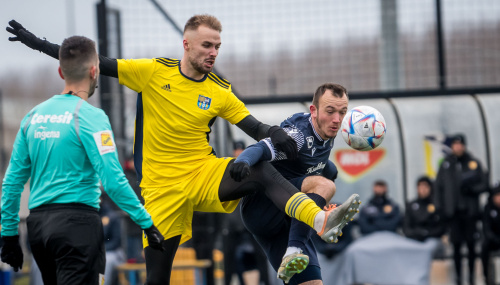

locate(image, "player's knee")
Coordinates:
303 177 335 201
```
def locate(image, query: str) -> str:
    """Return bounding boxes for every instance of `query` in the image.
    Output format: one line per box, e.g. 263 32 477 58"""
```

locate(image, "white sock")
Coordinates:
284 246 301 257
313 211 326 232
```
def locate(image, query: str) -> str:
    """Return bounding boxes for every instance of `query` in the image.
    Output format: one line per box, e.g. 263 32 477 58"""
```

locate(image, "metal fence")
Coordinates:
104 0 500 98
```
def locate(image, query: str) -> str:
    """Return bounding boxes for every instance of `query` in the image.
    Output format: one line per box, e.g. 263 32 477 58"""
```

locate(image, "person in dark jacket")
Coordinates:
481 183 500 285
404 176 445 242
358 180 401 235
434 134 488 285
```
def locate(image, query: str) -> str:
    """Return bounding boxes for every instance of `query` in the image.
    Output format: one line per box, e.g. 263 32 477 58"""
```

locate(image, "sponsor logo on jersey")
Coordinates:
306 161 326 174
333 148 386 181
306 136 314 149
161 84 172 92
34 126 60 140
101 133 113 146
31 111 73 125
197 95 212 110
93 130 116 155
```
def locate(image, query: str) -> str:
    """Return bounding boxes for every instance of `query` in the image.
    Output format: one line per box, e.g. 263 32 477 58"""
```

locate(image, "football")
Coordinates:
341 106 386 151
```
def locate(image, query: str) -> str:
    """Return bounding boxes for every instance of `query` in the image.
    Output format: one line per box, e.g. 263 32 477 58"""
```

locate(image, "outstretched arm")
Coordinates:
229 141 272 182
236 115 298 160
6 20 118 78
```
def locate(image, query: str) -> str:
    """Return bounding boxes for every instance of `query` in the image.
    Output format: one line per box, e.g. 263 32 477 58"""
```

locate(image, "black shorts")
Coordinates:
27 203 105 285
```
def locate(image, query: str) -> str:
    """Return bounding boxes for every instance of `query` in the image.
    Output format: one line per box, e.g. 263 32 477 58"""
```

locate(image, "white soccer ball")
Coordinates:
341 106 386 151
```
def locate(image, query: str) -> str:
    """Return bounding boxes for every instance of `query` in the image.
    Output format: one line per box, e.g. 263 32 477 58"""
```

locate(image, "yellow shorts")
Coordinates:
141 156 238 246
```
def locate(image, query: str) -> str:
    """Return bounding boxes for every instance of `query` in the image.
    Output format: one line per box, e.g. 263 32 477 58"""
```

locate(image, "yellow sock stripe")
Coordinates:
291 195 309 218
286 192 308 218
286 192 322 228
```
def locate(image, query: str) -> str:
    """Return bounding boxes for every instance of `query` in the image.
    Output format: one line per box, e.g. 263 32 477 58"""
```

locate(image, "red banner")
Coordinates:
334 148 386 178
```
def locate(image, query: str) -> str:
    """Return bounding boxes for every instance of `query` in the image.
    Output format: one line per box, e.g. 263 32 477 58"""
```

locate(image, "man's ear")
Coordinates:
91 66 97 80
309 104 316 114
183 39 189 51
58 67 65 80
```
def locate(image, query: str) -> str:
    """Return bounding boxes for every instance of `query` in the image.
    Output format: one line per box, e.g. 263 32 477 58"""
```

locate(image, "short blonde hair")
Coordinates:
184 14 222 33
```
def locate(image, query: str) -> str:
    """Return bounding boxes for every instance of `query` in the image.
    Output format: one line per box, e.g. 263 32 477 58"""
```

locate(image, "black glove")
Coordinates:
143 225 164 251
6 20 46 51
229 162 251 182
269 126 298 160
1 235 23 272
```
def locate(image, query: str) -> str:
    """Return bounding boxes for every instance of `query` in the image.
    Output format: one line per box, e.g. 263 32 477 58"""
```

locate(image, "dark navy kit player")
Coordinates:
230 83 361 284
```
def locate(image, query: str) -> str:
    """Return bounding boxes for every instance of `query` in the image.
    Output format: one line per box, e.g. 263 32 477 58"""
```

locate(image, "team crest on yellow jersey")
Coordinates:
198 95 212 110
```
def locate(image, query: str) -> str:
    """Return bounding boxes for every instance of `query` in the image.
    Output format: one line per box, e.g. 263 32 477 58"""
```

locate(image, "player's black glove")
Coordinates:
229 161 251 182
1 235 24 272
144 225 164 251
6 20 46 51
269 126 298 160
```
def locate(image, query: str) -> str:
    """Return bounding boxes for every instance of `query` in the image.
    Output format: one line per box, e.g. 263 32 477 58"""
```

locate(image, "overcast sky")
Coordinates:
0 0 97 78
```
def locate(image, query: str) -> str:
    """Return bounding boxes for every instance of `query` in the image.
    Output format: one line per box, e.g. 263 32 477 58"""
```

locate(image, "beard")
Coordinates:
190 57 214 75
88 77 98 98
314 112 337 139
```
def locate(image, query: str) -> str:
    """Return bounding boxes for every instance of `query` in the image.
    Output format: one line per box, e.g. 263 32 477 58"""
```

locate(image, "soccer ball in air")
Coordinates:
341 106 386 151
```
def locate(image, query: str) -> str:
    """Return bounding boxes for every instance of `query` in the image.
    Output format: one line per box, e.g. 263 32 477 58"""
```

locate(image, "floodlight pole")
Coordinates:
97 0 111 116
380 0 403 90
435 0 447 89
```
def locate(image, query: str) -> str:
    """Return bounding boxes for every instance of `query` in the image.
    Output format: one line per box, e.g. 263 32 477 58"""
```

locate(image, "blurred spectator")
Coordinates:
232 140 246 157
481 182 500 285
122 157 145 263
358 180 401 235
434 134 488 285
404 176 445 241
99 199 126 285
403 176 445 257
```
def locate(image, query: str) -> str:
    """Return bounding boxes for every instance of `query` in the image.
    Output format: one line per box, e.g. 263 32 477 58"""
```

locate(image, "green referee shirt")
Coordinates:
1 94 153 236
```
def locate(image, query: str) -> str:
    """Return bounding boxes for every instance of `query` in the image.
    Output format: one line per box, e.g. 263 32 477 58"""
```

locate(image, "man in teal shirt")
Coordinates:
1 35 163 284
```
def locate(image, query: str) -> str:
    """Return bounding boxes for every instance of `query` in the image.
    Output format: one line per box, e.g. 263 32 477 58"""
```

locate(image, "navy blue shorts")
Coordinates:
241 176 322 284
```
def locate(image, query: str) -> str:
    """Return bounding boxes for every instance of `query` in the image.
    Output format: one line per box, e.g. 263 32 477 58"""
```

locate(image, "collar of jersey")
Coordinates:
178 62 208 82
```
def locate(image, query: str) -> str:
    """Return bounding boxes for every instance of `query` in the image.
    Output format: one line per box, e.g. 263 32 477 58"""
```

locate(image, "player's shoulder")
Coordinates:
79 101 108 119
154 57 180 68
283 112 310 128
285 112 310 121
207 72 231 90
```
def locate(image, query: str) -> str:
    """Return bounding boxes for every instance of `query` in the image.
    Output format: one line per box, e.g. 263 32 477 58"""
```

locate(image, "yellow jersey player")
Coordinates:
7 15 361 284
